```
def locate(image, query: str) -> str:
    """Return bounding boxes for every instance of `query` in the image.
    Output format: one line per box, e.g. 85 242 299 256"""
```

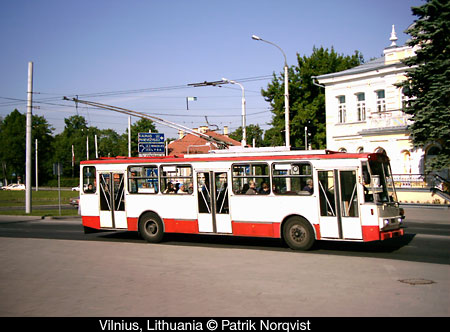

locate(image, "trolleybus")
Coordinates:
79 147 404 250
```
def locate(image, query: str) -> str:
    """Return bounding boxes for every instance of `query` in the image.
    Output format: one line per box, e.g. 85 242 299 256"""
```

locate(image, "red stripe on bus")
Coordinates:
127 217 138 231
232 221 281 238
362 225 380 241
313 224 321 240
82 216 100 229
163 219 199 234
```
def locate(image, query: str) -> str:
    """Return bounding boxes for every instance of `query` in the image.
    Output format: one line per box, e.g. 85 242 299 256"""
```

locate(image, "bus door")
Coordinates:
99 172 127 229
196 171 232 234
317 169 362 240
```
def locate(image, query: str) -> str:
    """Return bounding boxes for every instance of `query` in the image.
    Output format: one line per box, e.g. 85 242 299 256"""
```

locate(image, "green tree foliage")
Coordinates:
229 124 264 147
53 115 90 177
0 109 54 184
398 0 450 171
262 47 363 148
122 118 158 157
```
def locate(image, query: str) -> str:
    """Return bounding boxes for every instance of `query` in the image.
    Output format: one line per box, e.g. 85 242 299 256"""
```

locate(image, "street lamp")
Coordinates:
222 78 246 147
252 35 290 148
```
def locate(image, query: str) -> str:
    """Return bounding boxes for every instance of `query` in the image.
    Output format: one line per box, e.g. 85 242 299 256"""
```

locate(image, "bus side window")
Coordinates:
232 163 270 195
161 165 193 195
83 166 96 194
128 166 158 194
272 163 313 195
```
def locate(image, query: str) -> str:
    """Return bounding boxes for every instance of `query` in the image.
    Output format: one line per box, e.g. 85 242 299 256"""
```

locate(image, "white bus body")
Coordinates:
79 149 404 250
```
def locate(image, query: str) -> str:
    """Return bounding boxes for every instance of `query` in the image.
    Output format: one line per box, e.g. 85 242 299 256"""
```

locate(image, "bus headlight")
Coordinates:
383 219 390 227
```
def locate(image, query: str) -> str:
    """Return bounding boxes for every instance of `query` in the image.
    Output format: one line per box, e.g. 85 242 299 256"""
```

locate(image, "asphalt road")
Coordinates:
0 207 449 317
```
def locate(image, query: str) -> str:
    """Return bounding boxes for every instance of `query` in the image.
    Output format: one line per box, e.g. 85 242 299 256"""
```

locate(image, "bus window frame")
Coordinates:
82 166 97 194
160 164 194 195
231 162 270 195
271 162 313 196
127 165 159 194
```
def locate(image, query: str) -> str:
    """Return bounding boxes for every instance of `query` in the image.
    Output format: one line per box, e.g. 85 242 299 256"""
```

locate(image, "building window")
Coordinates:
356 93 366 121
376 90 386 112
337 95 346 123
401 86 412 111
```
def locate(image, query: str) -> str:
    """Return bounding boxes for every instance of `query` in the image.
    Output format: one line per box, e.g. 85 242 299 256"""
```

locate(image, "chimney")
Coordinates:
199 126 208 134
223 126 229 136
178 130 185 140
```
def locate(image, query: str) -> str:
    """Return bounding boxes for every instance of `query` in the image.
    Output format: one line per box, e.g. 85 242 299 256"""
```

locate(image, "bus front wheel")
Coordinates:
283 216 315 250
139 212 164 243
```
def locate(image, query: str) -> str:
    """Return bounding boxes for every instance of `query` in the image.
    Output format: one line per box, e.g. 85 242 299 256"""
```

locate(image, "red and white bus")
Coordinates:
79 147 404 250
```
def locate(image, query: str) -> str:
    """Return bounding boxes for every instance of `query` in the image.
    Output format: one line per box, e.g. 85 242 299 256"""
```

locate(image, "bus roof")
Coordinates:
80 147 389 165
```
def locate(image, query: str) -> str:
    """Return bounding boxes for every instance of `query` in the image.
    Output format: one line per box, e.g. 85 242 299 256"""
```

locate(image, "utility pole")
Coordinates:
25 62 33 213
95 134 98 159
128 116 131 157
86 135 89 160
35 139 38 191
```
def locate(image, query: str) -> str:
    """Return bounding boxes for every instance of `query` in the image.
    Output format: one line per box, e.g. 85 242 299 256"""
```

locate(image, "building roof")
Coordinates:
167 130 241 155
315 56 388 80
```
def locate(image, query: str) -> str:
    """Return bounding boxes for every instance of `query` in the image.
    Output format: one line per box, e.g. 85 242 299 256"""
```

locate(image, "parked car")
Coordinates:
69 197 80 207
72 186 80 191
4 184 26 191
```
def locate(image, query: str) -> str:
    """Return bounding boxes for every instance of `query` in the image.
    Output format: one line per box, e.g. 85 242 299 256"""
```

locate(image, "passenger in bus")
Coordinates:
188 182 194 194
302 179 313 195
258 182 270 194
245 180 257 195
177 183 188 194
163 182 176 194
85 183 95 193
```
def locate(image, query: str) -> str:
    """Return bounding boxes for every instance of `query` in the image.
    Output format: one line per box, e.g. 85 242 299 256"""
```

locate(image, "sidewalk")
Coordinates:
403 206 450 224
0 214 80 223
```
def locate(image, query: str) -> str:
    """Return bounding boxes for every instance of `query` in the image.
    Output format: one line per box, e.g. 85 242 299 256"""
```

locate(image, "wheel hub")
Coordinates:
291 226 305 243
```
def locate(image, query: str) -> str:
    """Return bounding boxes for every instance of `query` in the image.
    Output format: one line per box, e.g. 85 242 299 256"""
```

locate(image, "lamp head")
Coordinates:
251 35 261 41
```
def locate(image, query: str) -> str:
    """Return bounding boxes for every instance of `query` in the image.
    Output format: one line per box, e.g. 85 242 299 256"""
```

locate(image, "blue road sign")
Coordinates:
138 133 165 143
138 143 165 153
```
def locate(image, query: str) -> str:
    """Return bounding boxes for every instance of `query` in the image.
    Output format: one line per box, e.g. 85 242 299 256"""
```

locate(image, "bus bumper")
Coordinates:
380 228 404 241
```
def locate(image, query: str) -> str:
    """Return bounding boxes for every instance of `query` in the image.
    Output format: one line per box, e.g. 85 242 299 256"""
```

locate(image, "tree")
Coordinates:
262 47 363 148
98 129 127 157
398 0 450 172
0 109 54 184
229 124 264 147
53 115 93 177
122 118 157 157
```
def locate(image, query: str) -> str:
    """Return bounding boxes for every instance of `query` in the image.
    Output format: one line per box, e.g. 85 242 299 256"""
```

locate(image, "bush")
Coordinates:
43 177 79 188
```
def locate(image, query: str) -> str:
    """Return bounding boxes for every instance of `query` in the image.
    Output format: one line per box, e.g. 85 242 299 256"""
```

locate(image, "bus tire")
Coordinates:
139 212 164 243
283 216 315 251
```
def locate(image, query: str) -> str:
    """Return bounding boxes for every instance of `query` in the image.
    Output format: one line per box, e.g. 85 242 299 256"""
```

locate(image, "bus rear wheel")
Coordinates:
139 212 164 243
283 216 315 250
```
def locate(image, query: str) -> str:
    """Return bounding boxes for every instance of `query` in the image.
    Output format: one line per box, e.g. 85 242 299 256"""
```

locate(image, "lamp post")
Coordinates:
252 35 290 148
222 78 246 147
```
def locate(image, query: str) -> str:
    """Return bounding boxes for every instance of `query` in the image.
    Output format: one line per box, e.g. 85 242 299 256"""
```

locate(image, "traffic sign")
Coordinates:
138 133 165 143
138 143 165 153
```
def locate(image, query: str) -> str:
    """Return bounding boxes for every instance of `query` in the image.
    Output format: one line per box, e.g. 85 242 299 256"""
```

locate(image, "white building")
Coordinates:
316 26 442 180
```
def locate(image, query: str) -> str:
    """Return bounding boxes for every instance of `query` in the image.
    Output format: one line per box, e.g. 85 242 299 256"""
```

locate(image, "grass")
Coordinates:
0 189 79 216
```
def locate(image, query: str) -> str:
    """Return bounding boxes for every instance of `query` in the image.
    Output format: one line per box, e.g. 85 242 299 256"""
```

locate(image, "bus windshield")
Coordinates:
367 160 398 204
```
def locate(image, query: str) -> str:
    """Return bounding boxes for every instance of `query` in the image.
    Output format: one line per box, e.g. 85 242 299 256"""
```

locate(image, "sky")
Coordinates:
0 0 424 139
